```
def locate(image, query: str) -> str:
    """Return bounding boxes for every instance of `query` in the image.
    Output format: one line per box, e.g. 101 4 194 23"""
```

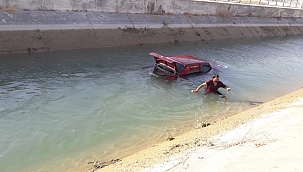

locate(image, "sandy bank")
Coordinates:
96 87 303 172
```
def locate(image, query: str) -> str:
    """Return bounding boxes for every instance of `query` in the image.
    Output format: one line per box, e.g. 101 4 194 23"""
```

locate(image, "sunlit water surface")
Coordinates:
1 36 303 172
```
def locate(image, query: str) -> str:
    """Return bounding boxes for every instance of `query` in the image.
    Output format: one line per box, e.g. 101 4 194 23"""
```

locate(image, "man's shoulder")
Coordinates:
206 80 212 83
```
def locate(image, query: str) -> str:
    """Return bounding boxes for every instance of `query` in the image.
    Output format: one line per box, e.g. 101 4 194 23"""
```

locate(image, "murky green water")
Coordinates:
1 36 303 172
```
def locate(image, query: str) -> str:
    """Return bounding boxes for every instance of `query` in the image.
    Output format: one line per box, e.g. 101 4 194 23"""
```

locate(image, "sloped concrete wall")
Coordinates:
0 0 303 18
1 11 303 54
1 0 303 54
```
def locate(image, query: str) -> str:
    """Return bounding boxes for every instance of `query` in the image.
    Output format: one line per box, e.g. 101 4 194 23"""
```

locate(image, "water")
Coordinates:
1 36 303 172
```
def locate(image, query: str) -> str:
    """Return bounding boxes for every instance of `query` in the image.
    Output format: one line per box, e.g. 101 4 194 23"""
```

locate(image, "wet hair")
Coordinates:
212 74 219 78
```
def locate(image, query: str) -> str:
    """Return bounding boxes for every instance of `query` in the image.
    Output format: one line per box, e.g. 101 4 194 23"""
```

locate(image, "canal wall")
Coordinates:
0 0 303 54
1 11 303 54
1 0 303 18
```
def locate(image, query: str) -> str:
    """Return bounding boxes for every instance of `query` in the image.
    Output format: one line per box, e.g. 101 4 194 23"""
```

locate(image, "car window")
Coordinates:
157 63 175 74
175 62 185 74
201 65 211 73
187 65 200 74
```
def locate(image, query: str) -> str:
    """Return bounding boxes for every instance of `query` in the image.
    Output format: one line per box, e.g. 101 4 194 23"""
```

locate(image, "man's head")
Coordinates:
212 74 220 82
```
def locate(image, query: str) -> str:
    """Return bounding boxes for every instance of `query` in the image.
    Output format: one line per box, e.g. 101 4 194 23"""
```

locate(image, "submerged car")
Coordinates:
150 52 212 80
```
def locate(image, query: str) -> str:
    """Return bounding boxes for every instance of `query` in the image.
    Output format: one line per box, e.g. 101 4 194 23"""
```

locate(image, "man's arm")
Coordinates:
191 82 206 93
224 86 231 91
220 82 231 91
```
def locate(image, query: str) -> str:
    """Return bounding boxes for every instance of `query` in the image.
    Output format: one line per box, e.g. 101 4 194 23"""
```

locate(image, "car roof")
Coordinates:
150 52 209 65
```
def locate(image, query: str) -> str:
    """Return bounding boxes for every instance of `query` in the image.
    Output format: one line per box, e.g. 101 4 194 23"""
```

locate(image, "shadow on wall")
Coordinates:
147 2 165 14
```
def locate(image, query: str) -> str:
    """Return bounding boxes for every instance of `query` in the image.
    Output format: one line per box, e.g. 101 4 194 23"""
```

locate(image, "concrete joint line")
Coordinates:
127 14 135 28
86 14 95 30
31 12 39 31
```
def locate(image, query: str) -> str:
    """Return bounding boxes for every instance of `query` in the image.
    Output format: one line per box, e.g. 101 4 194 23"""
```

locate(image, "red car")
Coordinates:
150 52 212 80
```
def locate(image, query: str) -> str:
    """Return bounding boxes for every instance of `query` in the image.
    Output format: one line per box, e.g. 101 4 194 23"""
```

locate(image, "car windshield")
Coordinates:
175 62 185 74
